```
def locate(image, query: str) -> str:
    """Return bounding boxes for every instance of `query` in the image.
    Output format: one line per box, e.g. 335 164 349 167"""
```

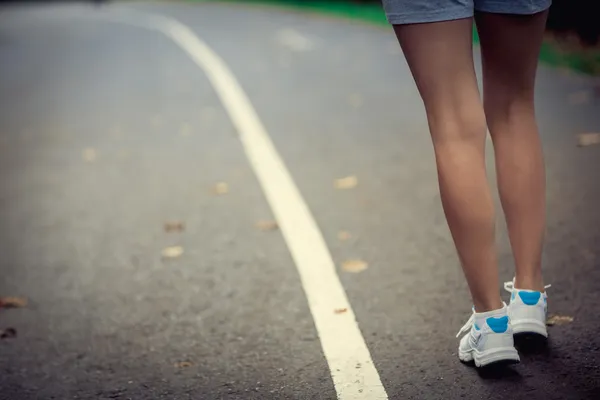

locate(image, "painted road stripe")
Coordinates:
99 8 388 399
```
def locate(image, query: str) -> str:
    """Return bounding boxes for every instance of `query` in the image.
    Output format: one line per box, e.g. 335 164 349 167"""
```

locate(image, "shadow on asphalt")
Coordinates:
514 334 550 356
476 364 523 381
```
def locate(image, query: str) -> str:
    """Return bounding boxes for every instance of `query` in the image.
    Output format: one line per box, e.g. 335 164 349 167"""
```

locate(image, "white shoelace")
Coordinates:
503 280 551 293
456 313 475 338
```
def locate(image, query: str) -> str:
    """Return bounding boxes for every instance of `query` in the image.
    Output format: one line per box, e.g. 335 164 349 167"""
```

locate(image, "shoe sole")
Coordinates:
511 319 548 338
459 347 520 368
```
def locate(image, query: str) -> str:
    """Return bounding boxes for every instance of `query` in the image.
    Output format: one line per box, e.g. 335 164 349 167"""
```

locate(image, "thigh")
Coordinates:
392 18 481 127
475 10 550 104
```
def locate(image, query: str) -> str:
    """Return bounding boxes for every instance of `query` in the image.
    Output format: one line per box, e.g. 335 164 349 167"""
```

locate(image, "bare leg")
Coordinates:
475 11 549 292
393 19 503 312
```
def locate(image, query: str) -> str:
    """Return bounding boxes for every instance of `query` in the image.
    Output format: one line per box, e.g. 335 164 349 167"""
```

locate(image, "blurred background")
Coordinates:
0 1 599 399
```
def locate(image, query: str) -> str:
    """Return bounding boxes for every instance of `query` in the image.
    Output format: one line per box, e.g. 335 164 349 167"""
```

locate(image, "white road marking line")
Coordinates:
96 9 388 399
275 28 314 52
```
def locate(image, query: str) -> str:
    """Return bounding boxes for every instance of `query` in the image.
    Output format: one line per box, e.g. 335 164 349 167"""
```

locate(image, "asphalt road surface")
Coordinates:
1 2 599 399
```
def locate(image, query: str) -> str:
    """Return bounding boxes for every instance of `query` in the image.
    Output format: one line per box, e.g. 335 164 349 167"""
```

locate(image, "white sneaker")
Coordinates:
504 279 551 337
456 303 520 367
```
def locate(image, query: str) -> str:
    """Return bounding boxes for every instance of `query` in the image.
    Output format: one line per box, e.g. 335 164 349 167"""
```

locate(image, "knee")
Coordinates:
483 87 536 126
427 104 487 145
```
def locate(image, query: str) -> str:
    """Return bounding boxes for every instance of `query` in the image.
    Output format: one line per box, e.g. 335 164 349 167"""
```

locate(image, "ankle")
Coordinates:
473 297 504 313
515 274 545 292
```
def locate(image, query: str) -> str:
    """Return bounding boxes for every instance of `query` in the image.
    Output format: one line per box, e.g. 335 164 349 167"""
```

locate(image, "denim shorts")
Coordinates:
381 0 552 24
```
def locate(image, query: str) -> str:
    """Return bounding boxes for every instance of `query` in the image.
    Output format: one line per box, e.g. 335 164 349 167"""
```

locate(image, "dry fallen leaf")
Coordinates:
342 259 368 273
348 94 363 109
212 182 229 195
334 308 348 314
0 328 16 339
334 176 358 190
568 90 591 105
82 148 97 162
180 123 192 137
546 315 574 326
256 220 279 231
577 133 600 147
110 126 122 139
161 246 184 259
174 361 193 368
0 297 27 309
276 28 314 52
151 115 163 126
338 231 351 241
164 221 185 233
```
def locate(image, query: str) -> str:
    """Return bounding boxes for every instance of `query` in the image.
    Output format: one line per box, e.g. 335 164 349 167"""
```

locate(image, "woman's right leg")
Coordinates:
475 10 549 292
